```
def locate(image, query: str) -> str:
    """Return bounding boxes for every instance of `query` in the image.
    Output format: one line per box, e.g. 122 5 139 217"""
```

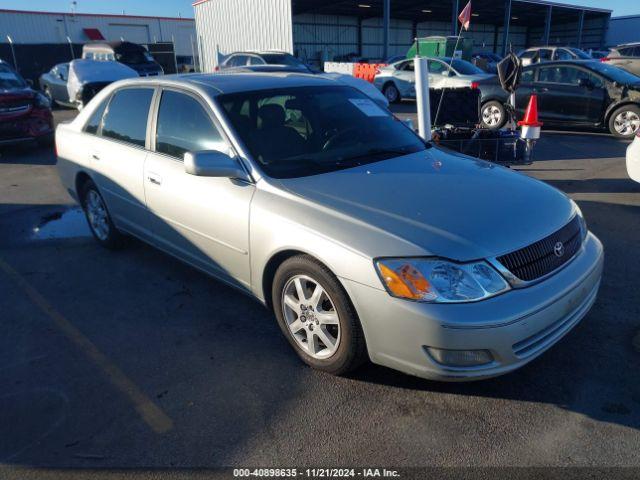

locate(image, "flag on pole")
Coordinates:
458 1 472 31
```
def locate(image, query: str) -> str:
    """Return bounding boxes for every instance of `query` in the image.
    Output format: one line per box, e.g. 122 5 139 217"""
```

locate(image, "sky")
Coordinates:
0 0 637 18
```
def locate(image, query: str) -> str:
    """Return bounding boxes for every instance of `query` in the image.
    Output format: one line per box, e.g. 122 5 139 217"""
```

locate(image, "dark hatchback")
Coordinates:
0 61 53 146
480 60 640 138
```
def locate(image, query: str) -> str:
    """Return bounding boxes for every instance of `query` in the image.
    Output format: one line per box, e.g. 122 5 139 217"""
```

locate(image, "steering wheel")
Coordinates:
322 127 360 151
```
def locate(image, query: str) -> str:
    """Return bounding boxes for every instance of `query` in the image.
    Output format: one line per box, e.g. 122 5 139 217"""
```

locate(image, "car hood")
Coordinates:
276 148 575 261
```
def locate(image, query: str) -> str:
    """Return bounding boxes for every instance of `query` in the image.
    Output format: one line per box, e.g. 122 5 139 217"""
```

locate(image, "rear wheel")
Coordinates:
608 105 640 138
272 255 367 375
80 179 126 249
481 101 507 129
383 83 401 104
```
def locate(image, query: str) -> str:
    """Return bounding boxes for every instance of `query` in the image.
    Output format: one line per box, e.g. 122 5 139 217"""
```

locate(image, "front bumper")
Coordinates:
0 108 53 145
342 232 604 381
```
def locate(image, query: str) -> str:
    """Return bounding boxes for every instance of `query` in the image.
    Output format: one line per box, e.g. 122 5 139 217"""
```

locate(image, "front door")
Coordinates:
144 89 254 288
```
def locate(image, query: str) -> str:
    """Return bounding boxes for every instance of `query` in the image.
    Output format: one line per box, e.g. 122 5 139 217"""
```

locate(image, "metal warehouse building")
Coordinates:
606 15 640 47
0 8 198 82
193 0 611 70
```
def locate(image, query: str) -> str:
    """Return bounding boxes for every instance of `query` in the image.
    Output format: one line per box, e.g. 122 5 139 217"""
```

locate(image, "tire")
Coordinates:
79 179 126 249
608 105 640 138
383 82 401 104
272 255 367 375
481 101 507 129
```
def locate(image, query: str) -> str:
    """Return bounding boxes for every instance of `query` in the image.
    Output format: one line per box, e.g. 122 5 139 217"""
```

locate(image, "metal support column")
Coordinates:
501 0 512 56
542 6 552 45
412 20 418 45
357 16 363 57
493 24 499 53
383 0 390 61
451 0 459 36
576 10 584 48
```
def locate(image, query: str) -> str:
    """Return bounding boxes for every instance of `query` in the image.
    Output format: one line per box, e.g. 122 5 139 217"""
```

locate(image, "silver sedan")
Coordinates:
56 72 603 381
373 57 495 103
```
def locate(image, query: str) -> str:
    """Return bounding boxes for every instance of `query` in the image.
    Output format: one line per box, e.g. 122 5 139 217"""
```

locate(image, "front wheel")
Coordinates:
481 101 507 129
383 83 401 104
272 255 367 375
80 179 126 249
608 105 640 138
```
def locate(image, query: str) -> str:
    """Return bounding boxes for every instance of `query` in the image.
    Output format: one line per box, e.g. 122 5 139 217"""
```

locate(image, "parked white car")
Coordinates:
373 57 494 103
627 130 640 182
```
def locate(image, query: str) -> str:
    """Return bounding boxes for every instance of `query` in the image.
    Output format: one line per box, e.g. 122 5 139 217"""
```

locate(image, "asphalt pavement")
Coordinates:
0 107 638 476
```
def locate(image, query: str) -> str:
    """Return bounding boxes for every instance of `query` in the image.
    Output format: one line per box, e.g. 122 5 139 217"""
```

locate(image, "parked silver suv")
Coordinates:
55 73 603 381
518 46 591 66
605 43 640 77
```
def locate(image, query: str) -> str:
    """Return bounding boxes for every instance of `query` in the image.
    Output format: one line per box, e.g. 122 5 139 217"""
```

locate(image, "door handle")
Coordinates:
91 152 100 161
147 172 162 186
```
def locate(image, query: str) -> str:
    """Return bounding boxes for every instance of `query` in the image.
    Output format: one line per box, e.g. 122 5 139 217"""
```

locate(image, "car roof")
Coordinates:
116 71 340 95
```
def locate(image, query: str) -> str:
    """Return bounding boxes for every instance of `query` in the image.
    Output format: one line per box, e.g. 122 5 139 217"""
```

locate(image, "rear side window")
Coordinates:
155 90 225 159
521 68 534 83
554 49 573 61
84 98 109 135
101 88 154 147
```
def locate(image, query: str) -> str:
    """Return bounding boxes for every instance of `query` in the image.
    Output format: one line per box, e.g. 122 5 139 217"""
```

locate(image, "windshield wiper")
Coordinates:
337 147 414 166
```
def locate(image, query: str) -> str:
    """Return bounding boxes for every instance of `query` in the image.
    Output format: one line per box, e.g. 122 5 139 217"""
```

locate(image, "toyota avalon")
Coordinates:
55 73 604 381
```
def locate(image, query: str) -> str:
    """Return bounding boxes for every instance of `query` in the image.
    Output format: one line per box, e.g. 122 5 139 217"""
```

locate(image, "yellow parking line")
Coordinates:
0 257 173 434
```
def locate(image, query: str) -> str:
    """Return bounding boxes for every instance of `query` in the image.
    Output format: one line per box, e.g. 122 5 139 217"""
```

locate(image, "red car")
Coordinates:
0 60 53 147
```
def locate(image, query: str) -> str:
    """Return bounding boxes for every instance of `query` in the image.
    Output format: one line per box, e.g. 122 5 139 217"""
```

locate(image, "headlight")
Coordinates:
375 258 510 303
572 200 588 240
34 92 51 109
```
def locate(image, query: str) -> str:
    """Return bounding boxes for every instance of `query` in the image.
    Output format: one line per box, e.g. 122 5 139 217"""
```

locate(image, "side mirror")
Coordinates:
184 150 250 181
58 73 65 80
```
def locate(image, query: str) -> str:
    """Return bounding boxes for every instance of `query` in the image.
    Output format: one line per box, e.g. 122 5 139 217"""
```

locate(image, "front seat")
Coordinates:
250 104 307 163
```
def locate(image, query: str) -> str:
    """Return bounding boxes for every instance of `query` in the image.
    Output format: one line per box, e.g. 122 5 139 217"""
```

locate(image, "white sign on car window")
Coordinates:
349 98 387 117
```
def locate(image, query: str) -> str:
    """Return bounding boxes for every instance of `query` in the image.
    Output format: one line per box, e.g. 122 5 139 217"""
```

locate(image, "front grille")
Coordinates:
0 103 30 115
497 216 582 282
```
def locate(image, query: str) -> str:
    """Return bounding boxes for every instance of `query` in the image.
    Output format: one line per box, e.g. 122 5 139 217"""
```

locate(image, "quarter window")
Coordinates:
101 88 154 147
155 90 225 159
84 98 109 135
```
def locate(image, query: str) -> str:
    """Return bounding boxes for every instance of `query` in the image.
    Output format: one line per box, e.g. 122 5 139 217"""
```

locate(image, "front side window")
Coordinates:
219 86 427 179
155 90 225 159
450 59 483 75
427 60 447 74
101 88 154 147
554 49 573 61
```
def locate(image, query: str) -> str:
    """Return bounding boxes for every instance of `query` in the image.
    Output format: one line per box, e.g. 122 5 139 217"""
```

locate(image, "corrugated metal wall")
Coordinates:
529 16 607 49
606 16 639 47
293 14 528 61
194 0 293 71
0 10 196 55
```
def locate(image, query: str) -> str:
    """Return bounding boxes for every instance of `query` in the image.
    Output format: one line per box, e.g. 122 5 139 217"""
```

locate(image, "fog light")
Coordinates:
425 347 494 367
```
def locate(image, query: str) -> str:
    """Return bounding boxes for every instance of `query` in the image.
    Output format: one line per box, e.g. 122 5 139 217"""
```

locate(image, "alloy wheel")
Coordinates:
281 274 341 359
482 104 503 127
85 190 110 241
384 85 399 103
613 110 640 136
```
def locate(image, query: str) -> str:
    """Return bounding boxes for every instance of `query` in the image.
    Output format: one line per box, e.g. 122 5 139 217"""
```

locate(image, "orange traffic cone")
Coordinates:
518 95 543 139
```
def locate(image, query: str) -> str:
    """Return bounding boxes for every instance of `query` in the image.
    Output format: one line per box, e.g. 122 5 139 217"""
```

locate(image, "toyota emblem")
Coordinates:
554 241 565 258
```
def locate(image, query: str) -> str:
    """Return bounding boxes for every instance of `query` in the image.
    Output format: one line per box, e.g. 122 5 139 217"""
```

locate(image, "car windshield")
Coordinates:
588 62 640 84
450 59 484 75
219 86 427 179
0 64 27 90
115 50 154 64
569 48 591 59
260 53 304 67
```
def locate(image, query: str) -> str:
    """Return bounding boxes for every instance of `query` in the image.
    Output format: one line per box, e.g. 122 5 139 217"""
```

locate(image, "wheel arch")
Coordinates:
604 100 640 124
74 170 94 203
262 249 321 311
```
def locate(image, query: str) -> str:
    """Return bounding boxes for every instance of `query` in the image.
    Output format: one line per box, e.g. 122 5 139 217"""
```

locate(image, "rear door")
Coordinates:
87 87 155 238
144 88 254 287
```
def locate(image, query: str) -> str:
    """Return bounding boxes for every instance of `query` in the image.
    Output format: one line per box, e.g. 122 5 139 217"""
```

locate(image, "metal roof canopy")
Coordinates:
292 0 609 25
292 0 611 56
